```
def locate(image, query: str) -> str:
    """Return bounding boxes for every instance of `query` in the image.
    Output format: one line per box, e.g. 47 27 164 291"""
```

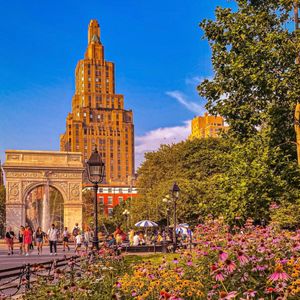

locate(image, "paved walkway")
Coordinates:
0 243 78 271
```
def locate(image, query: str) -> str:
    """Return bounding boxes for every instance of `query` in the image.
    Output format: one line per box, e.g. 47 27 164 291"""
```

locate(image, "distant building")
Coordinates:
60 20 134 185
84 184 138 216
190 113 228 139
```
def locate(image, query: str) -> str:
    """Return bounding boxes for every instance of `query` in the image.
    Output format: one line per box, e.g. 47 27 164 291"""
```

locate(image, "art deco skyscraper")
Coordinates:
60 20 134 184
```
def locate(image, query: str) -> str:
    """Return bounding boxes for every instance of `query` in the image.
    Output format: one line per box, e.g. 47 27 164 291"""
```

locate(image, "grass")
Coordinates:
124 252 179 265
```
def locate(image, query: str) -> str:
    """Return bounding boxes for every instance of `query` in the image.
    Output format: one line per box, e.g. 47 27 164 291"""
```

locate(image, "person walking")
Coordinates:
29 226 34 251
34 227 45 255
75 231 82 255
5 227 15 255
47 224 59 256
62 227 71 252
72 223 80 246
18 226 25 255
23 225 32 256
83 227 92 252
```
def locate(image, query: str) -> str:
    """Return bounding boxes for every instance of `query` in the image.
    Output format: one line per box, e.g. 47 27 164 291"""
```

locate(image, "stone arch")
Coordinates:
3 150 84 232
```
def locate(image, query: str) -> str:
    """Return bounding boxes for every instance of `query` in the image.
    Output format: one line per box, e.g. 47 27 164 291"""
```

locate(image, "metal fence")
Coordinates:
0 255 85 298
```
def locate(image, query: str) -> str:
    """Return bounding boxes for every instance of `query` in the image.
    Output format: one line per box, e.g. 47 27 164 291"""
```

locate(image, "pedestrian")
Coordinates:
23 225 32 256
75 231 82 254
72 223 80 246
62 227 70 252
5 227 15 255
83 227 92 252
34 226 45 255
47 224 59 256
18 226 25 255
29 226 34 251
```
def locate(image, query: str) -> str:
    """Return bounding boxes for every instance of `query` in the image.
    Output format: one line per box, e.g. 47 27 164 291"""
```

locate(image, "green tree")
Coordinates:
206 133 300 224
198 0 300 152
135 138 229 225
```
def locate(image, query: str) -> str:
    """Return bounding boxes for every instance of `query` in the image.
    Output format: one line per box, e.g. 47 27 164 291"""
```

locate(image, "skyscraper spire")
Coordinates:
88 20 101 44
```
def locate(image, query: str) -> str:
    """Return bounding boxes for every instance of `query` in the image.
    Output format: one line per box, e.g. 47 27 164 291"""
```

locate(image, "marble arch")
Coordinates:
3 150 85 231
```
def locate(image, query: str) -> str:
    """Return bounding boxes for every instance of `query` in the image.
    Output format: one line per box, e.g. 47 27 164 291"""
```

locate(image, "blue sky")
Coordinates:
0 0 235 167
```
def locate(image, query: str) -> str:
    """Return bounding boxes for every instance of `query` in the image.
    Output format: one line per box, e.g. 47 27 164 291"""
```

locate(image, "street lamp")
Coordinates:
170 182 180 252
86 147 105 250
122 209 130 231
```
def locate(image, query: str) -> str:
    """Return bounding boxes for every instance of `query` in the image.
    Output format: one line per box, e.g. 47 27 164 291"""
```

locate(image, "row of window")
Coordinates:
99 196 123 205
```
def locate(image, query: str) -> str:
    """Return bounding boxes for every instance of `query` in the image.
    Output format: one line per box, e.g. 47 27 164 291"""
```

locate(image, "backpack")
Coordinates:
72 227 79 236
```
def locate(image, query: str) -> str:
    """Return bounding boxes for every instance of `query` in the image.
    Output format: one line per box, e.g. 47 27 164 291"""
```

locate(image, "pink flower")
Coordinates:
243 290 257 298
219 251 228 261
268 265 289 282
172 258 179 264
187 260 193 266
215 271 225 282
132 290 137 297
225 259 236 273
237 251 249 265
219 291 237 299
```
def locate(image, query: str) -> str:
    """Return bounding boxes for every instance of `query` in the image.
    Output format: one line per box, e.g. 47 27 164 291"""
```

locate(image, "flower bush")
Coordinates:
22 248 126 300
115 218 300 299
21 219 300 299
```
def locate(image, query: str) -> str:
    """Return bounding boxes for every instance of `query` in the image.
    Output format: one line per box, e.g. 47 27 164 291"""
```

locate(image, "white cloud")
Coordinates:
135 121 191 168
166 90 205 115
185 75 214 86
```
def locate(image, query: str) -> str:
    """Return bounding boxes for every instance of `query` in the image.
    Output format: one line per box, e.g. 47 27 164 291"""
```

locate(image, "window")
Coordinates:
119 188 122 193
108 208 113 216
99 196 104 204
118 196 123 204
108 196 113 205
108 188 112 193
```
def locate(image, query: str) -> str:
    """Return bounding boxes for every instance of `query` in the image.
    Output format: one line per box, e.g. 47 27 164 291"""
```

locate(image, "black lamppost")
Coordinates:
86 148 105 250
170 182 180 252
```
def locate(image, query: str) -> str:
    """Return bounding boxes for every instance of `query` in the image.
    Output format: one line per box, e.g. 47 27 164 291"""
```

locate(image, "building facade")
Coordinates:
84 185 138 216
190 113 228 139
60 20 134 185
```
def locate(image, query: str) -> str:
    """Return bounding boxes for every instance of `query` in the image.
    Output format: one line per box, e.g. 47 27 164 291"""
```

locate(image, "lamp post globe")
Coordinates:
86 147 105 250
170 182 180 252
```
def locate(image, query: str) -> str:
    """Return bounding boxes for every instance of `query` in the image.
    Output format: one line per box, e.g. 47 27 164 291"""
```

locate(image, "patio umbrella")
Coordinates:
178 223 189 228
176 226 188 235
135 220 158 227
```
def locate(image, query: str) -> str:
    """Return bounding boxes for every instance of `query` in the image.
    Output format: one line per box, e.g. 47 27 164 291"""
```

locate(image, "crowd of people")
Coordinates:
4 223 93 256
5 223 192 256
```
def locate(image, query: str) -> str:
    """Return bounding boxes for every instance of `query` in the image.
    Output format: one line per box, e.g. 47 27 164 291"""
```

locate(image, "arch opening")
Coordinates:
25 185 64 232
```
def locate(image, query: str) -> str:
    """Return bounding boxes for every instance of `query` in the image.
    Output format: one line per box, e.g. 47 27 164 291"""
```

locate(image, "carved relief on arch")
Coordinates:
8 182 20 203
52 182 68 200
69 183 81 201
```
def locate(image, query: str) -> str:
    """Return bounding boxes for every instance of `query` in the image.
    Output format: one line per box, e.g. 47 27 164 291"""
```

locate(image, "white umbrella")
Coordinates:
178 223 189 228
176 227 188 234
135 220 158 227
